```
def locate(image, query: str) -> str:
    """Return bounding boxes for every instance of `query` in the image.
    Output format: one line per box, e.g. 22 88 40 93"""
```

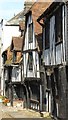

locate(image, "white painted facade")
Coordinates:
0 19 21 95
23 13 40 78
1 20 21 52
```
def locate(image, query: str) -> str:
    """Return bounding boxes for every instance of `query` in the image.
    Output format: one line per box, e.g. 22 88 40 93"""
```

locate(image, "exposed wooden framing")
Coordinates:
50 15 55 65
33 51 35 77
62 5 66 63
24 54 26 77
37 2 68 119
65 3 68 63
37 2 64 23
22 59 24 81
21 65 22 82
27 20 29 50
24 77 40 82
43 27 45 52
40 84 42 111
23 48 37 53
35 52 37 77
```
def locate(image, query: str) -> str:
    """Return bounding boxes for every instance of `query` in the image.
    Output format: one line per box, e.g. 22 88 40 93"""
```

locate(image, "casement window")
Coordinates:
28 52 33 71
28 23 33 43
45 21 50 49
55 6 62 43
15 67 19 80
13 51 17 62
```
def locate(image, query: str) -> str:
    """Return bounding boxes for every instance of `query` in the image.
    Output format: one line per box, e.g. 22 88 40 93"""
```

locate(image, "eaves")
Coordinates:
37 2 64 23
22 48 37 53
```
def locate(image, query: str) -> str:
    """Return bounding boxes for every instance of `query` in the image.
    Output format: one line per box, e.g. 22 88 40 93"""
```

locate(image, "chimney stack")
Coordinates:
24 0 35 11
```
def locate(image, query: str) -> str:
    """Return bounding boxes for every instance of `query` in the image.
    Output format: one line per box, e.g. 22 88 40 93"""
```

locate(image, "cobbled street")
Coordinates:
0 103 53 120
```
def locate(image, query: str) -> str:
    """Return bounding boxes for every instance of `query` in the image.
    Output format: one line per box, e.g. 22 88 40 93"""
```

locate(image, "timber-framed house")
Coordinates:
37 2 68 119
22 2 51 111
1 1 40 107
2 36 24 106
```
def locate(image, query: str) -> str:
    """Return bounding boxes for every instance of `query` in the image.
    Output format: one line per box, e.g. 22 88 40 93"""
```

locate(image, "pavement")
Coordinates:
0 103 53 120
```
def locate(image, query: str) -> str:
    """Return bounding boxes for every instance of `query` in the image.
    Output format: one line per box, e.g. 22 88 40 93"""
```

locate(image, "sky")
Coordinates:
0 0 25 21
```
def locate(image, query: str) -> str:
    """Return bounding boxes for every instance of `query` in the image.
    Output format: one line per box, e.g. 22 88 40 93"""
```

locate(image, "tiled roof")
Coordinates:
6 10 25 25
2 45 23 66
2 46 13 65
11 37 23 51
6 2 34 25
26 2 52 35
37 2 63 22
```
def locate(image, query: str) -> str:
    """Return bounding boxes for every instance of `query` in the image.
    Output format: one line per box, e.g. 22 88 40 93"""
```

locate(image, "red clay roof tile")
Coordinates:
26 2 52 35
11 37 23 51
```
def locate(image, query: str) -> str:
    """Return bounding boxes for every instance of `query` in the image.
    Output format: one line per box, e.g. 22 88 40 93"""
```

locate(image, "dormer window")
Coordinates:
28 23 33 43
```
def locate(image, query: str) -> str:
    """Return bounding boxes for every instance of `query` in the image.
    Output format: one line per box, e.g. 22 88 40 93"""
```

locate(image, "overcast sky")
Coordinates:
0 0 24 21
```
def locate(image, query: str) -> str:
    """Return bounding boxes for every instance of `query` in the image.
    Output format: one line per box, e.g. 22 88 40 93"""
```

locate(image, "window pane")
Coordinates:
28 52 33 70
28 23 33 43
55 6 62 43
45 21 50 49
13 51 17 62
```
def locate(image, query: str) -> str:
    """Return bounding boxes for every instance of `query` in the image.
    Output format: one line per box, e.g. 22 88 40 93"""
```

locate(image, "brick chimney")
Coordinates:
24 0 35 11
